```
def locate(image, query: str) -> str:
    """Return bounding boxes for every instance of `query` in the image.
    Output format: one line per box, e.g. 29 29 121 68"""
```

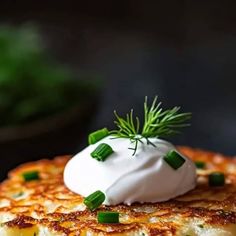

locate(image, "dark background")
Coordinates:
0 1 235 157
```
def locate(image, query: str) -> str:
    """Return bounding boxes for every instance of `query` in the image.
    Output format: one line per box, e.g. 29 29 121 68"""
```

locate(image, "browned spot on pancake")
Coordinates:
5 215 36 229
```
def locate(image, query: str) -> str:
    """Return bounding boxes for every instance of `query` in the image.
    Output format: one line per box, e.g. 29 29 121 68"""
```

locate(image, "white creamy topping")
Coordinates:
64 136 196 205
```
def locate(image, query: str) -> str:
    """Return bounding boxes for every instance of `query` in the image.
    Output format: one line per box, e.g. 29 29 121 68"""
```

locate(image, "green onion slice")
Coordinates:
164 150 186 170
22 171 39 181
98 211 119 224
12 191 24 198
195 161 205 169
84 190 105 211
209 172 225 187
88 128 109 144
91 143 114 161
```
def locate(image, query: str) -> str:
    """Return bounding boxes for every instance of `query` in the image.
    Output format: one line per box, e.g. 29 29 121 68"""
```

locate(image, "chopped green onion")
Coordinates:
88 128 109 144
91 143 114 161
22 171 39 181
84 190 105 211
12 191 24 198
209 172 225 187
164 150 186 170
195 161 205 169
97 211 119 224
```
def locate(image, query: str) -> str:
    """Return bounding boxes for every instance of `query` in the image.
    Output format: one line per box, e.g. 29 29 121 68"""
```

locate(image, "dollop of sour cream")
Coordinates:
64 136 196 205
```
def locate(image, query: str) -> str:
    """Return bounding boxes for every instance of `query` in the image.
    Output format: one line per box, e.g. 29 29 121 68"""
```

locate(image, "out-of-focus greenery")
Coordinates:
0 25 97 127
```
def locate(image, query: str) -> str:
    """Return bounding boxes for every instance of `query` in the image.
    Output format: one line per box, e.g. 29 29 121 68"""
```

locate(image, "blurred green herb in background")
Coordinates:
0 25 97 127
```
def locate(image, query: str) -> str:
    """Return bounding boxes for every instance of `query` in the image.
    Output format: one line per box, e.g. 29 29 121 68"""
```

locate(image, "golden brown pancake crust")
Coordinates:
0 147 236 235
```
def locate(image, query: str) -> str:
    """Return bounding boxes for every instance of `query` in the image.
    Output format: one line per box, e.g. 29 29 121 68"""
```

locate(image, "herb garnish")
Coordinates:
97 211 119 224
110 96 191 155
91 143 114 161
84 190 105 211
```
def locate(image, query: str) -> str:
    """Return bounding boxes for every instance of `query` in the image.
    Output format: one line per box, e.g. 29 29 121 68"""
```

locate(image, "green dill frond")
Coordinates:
110 96 191 155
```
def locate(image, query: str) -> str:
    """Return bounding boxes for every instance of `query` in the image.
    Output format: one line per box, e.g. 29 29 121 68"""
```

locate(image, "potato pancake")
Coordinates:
0 147 236 235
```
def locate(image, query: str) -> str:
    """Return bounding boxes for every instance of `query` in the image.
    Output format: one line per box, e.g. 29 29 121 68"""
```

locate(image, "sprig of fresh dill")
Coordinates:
110 96 191 155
